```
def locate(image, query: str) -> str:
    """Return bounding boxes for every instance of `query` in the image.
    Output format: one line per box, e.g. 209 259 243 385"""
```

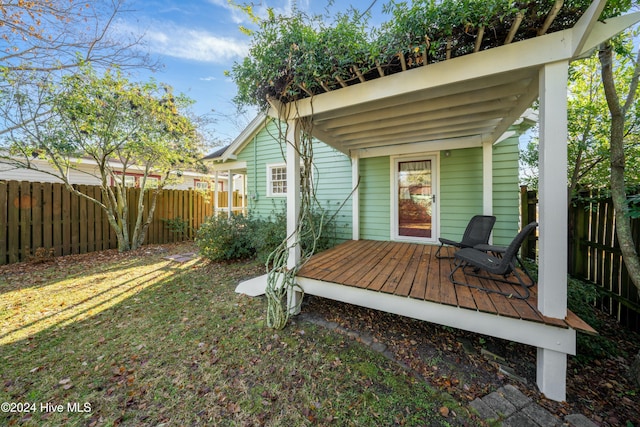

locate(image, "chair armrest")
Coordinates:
474 243 506 253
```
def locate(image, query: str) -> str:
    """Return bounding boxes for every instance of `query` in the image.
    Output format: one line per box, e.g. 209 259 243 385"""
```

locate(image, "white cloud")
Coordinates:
122 20 248 63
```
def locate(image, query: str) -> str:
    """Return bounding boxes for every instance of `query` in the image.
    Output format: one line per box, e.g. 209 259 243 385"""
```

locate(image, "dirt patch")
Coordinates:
303 295 640 427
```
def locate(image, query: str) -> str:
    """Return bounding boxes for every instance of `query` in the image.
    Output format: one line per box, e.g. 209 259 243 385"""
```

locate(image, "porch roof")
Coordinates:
268 6 640 156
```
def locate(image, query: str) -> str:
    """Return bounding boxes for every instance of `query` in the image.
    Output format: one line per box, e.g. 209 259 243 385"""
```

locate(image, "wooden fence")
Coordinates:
521 186 640 332
0 180 245 265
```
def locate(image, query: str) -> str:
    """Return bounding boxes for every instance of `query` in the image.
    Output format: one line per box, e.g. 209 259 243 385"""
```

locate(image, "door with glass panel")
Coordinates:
395 157 436 241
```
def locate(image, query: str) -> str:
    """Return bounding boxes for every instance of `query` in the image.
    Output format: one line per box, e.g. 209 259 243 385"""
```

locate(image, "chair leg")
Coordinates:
449 260 531 299
515 256 535 288
435 243 454 259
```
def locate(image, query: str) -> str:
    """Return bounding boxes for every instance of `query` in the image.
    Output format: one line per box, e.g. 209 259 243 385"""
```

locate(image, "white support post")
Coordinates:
482 140 493 216
242 174 247 214
352 152 360 240
537 348 567 402
286 119 302 314
537 60 569 402
214 171 219 217
227 170 233 218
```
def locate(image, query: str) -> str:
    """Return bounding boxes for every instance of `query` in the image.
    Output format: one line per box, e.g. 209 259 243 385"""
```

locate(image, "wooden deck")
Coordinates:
297 240 594 334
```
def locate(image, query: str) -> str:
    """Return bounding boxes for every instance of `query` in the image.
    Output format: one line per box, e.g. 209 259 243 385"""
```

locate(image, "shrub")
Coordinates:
196 208 340 264
195 214 258 262
524 260 620 361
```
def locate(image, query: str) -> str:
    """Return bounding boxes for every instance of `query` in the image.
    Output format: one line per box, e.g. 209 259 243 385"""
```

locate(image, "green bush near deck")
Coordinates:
195 209 339 263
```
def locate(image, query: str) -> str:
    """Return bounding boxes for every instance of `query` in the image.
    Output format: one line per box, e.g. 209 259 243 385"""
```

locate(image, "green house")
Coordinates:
205 1 639 403
204 112 533 247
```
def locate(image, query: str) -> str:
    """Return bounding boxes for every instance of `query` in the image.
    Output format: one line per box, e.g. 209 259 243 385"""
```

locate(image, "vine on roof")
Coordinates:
230 0 630 111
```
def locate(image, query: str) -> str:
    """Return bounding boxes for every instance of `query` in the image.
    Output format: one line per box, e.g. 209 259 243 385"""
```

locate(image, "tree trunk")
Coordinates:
598 42 640 294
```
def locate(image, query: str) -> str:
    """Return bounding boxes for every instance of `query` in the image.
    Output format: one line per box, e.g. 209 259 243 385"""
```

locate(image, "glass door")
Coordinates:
395 158 436 241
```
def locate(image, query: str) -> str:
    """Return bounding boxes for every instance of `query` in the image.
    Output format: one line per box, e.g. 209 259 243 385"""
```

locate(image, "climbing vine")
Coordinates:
230 0 629 111
264 115 327 330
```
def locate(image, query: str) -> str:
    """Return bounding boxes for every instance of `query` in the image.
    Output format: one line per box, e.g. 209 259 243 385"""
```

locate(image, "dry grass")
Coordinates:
0 243 478 426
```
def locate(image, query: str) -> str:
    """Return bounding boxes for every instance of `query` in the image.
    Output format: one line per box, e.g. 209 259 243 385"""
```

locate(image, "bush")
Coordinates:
250 207 340 265
196 208 339 264
524 260 620 361
195 214 258 262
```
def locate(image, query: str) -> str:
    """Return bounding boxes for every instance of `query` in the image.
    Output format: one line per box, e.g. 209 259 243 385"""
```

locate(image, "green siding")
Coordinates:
491 136 520 245
234 120 520 246
236 120 353 242
439 138 520 245
440 148 484 241
360 157 391 240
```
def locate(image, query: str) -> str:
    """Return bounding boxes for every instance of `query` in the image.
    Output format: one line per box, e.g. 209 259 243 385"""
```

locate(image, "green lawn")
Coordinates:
0 243 479 426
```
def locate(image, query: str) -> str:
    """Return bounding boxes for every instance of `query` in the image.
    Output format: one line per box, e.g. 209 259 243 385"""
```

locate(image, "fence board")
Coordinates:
19 181 31 260
42 183 53 251
523 186 640 332
1 181 239 265
0 181 7 264
7 182 19 263
31 182 43 252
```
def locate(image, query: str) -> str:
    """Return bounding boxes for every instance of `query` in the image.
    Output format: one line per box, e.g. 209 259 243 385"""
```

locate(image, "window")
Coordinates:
267 164 287 197
266 163 311 197
123 175 136 188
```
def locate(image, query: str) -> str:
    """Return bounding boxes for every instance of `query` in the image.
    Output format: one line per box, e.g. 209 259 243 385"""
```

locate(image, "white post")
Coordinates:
214 171 219 217
227 170 233 218
352 152 360 240
537 60 569 402
242 174 247 214
482 140 493 216
286 119 302 314
537 348 568 402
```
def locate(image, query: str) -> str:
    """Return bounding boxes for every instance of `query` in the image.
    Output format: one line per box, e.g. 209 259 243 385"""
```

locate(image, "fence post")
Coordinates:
0 181 7 265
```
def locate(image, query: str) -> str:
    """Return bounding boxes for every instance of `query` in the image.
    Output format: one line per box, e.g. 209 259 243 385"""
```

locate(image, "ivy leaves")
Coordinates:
231 0 631 111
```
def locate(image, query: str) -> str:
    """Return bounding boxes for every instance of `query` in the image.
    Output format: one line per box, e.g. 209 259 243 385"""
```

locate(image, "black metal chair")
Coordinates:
435 215 496 258
448 222 538 299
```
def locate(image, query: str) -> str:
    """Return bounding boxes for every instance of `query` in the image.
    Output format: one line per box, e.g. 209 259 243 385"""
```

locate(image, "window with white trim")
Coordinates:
266 163 312 197
267 164 287 197
123 175 136 188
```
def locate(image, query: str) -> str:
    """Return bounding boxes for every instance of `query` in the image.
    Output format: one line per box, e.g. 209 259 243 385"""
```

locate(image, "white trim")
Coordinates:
482 140 493 217
227 170 233 218
266 162 288 198
391 154 439 244
297 277 576 354
538 61 569 319
286 120 302 313
208 160 247 172
351 152 360 240
358 136 481 159
537 348 568 402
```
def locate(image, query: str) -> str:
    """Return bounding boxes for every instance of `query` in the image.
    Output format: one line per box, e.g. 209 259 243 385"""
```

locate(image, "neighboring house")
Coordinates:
203 112 533 246
0 156 230 191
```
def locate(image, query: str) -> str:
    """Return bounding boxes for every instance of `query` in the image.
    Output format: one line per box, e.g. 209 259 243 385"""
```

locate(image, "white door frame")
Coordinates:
391 153 439 243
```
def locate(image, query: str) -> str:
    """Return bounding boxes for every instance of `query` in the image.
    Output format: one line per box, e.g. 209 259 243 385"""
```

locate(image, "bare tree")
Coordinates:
1 0 158 135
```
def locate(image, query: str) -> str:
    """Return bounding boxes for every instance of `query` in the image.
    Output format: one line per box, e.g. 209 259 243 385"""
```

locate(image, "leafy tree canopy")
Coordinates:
1 64 204 251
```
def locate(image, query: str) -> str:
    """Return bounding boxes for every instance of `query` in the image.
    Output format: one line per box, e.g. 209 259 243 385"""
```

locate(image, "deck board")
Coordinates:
297 240 594 333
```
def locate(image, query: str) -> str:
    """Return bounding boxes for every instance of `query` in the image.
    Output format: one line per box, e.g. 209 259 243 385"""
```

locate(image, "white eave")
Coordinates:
203 113 269 163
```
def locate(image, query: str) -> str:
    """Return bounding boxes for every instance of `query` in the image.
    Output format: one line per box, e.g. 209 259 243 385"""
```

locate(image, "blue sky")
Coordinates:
117 1 387 147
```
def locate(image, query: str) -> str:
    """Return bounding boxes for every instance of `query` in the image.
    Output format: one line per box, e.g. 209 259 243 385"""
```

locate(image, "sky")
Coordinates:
117 0 387 149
